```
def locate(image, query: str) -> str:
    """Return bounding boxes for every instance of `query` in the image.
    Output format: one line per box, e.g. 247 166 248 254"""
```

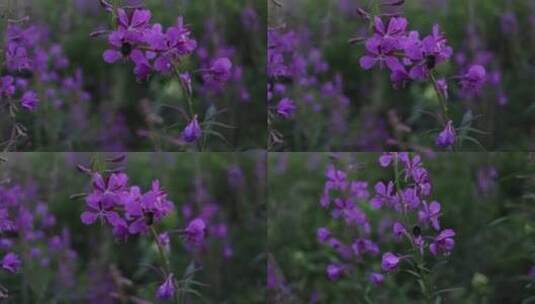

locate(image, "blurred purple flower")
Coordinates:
459 65 486 96
0 76 15 97
429 229 455 256
21 91 39 111
184 218 206 247
435 120 456 149
181 115 202 143
1 252 21 273
381 252 400 272
369 272 384 286
156 273 176 300
326 264 344 281
276 98 296 119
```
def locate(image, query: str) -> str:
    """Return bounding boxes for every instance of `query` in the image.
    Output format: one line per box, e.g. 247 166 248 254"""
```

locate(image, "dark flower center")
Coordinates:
425 55 436 69
144 212 154 226
121 42 133 57
412 225 421 237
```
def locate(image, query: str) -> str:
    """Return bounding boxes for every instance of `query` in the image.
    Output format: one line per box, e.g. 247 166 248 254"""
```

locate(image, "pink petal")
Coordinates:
103 50 121 63
81 211 98 225
359 56 377 70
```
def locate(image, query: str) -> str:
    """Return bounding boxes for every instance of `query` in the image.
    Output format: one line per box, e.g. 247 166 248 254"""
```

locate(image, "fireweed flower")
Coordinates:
276 98 296 119
20 91 39 111
381 252 400 272
317 153 455 294
180 177 235 258
369 272 384 286
326 264 345 281
357 16 452 84
156 273 177 300
80 172 174 239
181 115 202 143
0 76 16 97
202 57 233 86
184 218 206 247
435 120 456 149
459 64 486 96
429 229 455 256
317 227 331 244
1 252 21 273
0 181 78 295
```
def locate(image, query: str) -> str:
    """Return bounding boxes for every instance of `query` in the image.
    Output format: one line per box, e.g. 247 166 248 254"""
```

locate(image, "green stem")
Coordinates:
394 154 433 303
150 226 181 304
150 226 171 274
429 72 449 122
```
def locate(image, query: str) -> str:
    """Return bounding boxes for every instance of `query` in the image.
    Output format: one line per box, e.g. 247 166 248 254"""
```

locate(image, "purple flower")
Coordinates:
436 78 448 99
80 194 123 226
350 181 369 200
326 264 344 281
80 173 128 227
359 36 403 72
158 232 170 251
181 115 202 143
379 152 394 167
460 65 486 96
5 42 31 71
393 222 406 240
429 229 455 256
435 120 456 149
351 239 379 256
500 11 518 35
21 91 39 111
316 227 331 244
1 252 21 273
369 272 384 286
370 181 396 209
156 273 176 300
0 76 16 97
529 265 535 279
179 72 192 95
381 252 400 272
276 97 296 119
325 165 347 191
418 201 441 231
184 218 206 247
203 57 233 84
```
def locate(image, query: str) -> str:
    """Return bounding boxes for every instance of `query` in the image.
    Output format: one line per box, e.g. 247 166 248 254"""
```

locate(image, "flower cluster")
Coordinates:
268 27 354 148
99 5 233 88
358 16 453 88
196 10 258 102
0 182 78 294
2 23 91 109
80 172 174 240
1 21 91 149
267 28 298 120
353 4 492 150
317 153 455 295
180 175 234 257
97 4 233 146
